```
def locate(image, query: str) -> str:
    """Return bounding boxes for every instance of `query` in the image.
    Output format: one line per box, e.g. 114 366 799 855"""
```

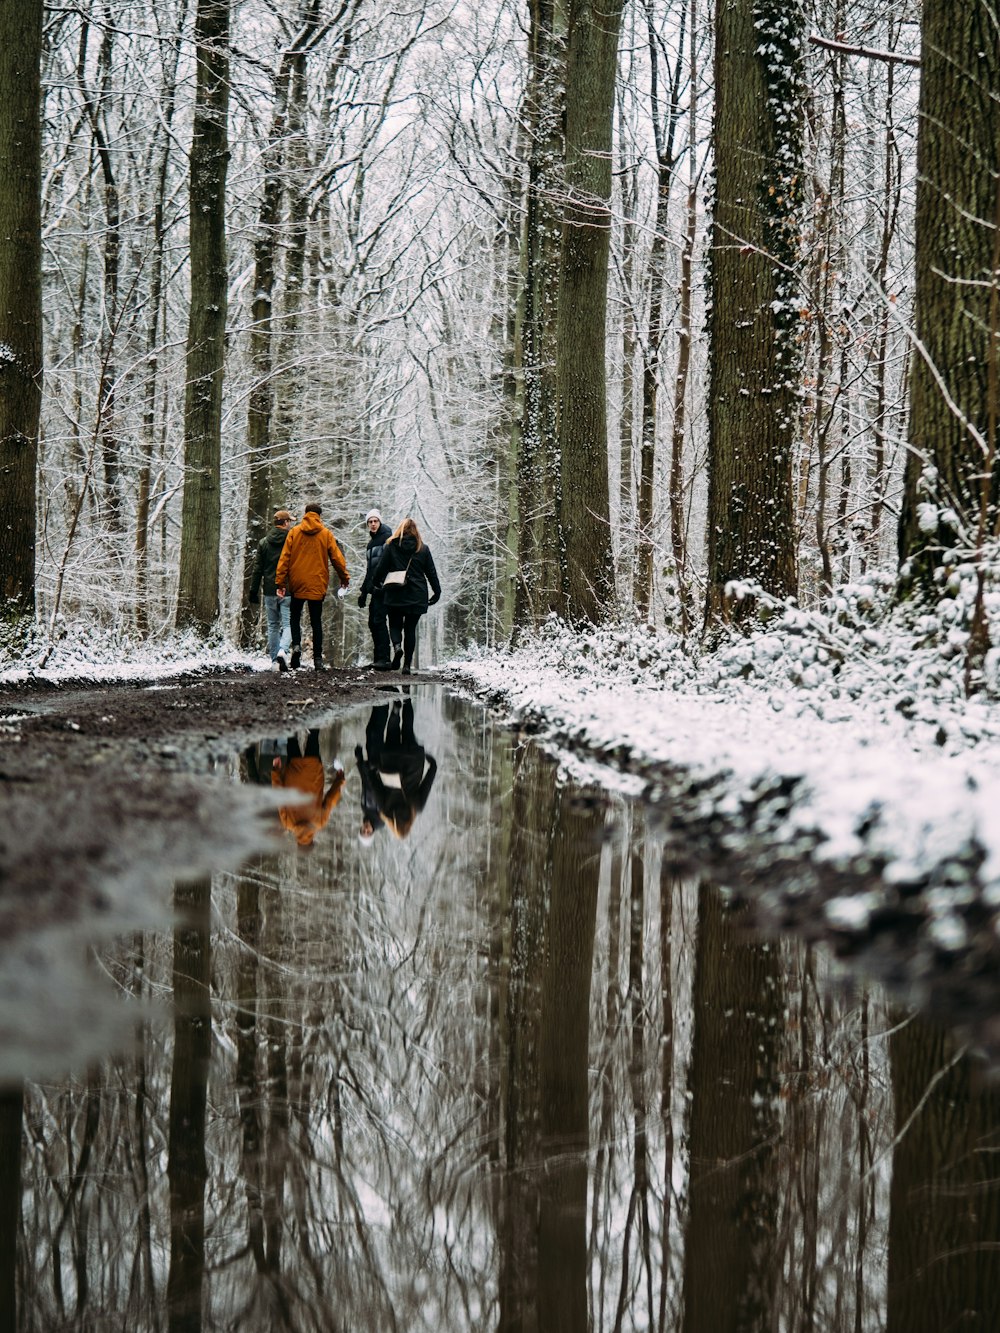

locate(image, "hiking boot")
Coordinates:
290 646 301 670
276 651 289 673
391 645 403 670
313 658 328 672
372 659 392 671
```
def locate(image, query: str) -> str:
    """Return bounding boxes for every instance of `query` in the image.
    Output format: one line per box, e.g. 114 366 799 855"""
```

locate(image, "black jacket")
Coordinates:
359 522 394 600
249 526 289 599
373 535 441 613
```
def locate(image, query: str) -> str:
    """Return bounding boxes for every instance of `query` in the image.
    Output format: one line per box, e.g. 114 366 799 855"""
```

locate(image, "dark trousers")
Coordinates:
291 597 325 664
368 599 390 663
387 608 422 667
287 729 321 760
385 696 416 749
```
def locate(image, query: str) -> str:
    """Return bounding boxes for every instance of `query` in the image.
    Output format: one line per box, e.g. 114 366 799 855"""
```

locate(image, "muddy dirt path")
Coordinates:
0 665 412 923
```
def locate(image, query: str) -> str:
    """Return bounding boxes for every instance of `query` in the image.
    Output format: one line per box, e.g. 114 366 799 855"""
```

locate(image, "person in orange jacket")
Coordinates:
271 730 345 847
275 502 350 671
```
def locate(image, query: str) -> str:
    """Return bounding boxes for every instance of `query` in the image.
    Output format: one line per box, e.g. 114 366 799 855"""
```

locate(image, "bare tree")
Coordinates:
0 0 43 619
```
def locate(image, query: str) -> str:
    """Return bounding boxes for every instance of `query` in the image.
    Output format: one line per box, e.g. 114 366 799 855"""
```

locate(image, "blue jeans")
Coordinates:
264 593 292 660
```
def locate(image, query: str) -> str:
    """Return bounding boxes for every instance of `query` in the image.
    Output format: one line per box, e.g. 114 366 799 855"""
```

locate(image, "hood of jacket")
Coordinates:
262 526 288 555
298 511 326 537
398 534 419 558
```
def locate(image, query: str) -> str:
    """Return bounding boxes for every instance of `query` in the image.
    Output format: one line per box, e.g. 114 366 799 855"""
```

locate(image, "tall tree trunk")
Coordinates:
515 0 566 632
897 0 1000 599
617 124 638 603
240 53 295 647
77 16 123 537
270 48 311 509
704 0 802 627
556 0 625 624
176 0 230 632
0 0 43 617
637 0 689 624
137 0 189 632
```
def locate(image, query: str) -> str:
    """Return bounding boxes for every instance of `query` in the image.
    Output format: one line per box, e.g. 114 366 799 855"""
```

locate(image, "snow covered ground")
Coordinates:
444 598 1000 983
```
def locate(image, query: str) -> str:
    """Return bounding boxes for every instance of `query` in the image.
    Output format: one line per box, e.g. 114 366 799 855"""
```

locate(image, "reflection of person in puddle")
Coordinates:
355 702 390 845
356 697 436 839
271 729 345 847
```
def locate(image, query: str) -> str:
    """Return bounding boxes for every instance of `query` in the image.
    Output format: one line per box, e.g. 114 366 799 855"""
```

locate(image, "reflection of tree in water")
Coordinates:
887 1018 1000 1332
11 701 1000 1329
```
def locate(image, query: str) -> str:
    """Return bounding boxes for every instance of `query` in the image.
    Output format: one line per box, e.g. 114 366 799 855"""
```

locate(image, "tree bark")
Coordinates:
515 0 566 632
0 0 43 616
704 0 801 627
556 0 625 624
176 0 230 632
897 0 1000 595
240 51 296 647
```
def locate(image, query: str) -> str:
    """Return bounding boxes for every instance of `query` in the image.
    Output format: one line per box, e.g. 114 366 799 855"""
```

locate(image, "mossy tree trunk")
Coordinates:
704 0 802 627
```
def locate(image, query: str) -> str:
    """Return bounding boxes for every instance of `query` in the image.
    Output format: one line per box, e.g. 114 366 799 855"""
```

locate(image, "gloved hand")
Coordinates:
354 745 364 760
429 592 440 605
248 594 259 606
358 592 367 608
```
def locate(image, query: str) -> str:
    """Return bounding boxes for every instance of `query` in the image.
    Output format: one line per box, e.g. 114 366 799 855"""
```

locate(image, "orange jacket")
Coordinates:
273 760 345 846
276 511 349 599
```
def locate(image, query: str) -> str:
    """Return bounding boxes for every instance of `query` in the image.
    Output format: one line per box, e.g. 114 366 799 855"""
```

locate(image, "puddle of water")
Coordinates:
5 684 1000 1329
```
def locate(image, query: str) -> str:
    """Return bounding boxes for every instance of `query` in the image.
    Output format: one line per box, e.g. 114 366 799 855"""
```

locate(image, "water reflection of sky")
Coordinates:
9 685 1000 1330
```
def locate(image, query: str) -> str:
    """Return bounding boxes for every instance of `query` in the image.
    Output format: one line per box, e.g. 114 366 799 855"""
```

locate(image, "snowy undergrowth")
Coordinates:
445 587 1000 938
0 620 259 686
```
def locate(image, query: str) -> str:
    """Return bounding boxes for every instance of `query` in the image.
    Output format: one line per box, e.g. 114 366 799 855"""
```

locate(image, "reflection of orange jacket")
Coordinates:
272 759 345 846
276 511 349 599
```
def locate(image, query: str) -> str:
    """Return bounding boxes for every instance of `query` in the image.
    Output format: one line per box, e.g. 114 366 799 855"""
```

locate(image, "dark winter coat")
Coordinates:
249 525 290 600
373 534 441 613
359 521 394 601
372 748 437 838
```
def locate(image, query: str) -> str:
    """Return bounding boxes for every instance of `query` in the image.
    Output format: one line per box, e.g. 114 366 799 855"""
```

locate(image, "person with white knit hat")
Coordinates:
357 507 394 669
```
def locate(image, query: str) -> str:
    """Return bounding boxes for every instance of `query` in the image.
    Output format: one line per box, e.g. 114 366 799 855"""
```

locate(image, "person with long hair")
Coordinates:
372 516 441 673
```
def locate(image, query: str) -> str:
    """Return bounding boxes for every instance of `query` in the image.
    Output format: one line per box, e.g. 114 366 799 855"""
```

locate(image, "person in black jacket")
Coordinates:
248 508 295 671
372 516 441 674
356 508 393 669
